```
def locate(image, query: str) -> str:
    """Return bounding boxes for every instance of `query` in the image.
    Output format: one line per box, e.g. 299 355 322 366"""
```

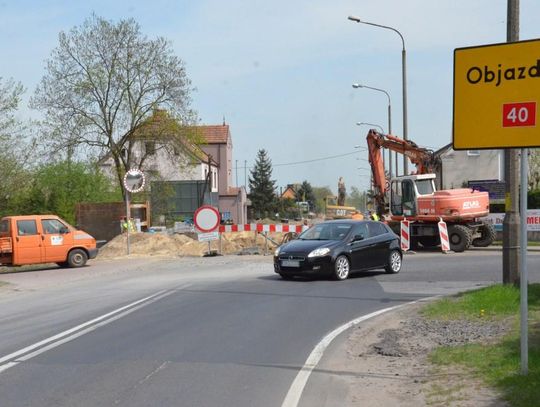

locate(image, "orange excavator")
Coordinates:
366 129 495 252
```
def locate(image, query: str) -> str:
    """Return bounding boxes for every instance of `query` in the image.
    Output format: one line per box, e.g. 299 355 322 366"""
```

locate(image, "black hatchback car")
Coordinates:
274 220 402 280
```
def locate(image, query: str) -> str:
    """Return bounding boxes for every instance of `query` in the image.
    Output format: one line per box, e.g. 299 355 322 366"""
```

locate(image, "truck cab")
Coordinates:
390 174 436 217
0 215 97 268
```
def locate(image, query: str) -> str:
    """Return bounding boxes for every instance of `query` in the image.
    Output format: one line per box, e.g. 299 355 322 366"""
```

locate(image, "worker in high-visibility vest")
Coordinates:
121 217 136 233
369 210 380 221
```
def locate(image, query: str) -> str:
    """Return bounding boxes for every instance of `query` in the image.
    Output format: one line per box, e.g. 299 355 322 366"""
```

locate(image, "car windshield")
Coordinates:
299 223 352 241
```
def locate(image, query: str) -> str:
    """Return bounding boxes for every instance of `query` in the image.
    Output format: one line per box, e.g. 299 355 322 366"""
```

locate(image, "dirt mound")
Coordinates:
98 231 284 259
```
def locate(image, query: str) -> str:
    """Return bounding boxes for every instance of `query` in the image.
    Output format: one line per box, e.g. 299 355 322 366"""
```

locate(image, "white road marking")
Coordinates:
0 286 189 373
281 298 436 407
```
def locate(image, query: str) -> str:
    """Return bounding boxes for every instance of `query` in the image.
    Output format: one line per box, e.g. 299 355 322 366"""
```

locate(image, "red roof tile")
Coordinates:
198 125 230 144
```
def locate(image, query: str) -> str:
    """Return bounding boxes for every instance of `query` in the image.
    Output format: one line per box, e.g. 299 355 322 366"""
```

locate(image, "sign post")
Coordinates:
123 169 146 255
194 205 221 256
453 39 536 374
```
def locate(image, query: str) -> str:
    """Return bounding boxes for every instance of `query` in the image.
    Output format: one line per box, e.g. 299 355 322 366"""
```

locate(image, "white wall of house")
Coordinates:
98 141 218 189
440 148 502 189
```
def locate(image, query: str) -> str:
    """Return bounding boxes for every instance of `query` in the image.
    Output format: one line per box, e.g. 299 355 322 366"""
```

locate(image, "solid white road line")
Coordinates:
0 285 189 374
281 298 434 407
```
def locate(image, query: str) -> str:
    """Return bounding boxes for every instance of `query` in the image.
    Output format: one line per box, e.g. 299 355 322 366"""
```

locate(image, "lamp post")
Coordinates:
352 84 392 134
356 122 383 133
355 145 373 209
356 120 394 178
352 82 394 177
348 15 408 175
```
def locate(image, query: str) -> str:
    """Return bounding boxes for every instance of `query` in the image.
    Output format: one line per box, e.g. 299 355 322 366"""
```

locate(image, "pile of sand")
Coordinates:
98 231 286 259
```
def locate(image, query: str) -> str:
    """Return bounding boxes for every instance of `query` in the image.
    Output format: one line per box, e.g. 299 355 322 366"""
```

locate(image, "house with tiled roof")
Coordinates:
198 123 249 224
98 114 248 224
98 111 219 194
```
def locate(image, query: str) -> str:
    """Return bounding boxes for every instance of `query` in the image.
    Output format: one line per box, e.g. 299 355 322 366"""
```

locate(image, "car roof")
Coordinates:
317 219 370 225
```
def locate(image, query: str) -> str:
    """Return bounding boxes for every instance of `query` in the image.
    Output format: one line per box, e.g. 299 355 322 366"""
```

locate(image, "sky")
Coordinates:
2 0 540 194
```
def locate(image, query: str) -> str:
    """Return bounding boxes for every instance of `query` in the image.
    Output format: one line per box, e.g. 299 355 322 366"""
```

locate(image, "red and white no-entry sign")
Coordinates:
194 205 221 232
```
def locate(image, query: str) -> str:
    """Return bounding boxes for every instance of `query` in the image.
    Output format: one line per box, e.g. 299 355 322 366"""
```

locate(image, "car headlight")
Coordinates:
308 247 331 258
274 246 281 256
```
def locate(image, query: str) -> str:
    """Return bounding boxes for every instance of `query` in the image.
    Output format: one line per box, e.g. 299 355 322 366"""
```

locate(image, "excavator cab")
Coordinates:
390 174 436 217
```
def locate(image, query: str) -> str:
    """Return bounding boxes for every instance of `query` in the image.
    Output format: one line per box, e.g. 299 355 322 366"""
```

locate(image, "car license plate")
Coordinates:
281 260 300 267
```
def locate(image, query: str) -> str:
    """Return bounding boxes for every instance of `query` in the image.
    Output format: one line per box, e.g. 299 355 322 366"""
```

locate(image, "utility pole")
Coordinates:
503 0 520 285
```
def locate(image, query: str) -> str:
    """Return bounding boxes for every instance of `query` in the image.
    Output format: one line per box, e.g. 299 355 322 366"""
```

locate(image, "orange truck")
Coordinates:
0 215 97 268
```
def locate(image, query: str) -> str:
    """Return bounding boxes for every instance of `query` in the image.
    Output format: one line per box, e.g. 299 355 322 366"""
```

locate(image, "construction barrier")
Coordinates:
438 219 451 253
400 220 410 251
219 224 309 233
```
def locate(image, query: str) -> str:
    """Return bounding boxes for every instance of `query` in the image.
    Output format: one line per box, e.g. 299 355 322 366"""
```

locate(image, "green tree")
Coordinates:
347 186 367 210
31 14 198 199
248 149 277 218
295 180 316 210
312 186 333 214
19 161 122 224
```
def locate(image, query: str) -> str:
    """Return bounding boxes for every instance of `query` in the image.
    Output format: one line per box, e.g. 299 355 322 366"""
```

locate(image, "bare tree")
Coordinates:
0 77 33 214
0 77 24 142
31 14 198 197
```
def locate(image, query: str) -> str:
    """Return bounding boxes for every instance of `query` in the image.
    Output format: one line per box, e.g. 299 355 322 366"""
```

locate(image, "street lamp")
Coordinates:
352 83 394 176
356 121 394 178
348 15 408 175
352 84 391 134
355 146 373 210
356 122 383 133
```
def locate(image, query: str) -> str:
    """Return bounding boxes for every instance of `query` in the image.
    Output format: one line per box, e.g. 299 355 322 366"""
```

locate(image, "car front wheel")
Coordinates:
333 255 350 280
385 250 402 274
68 249 88 268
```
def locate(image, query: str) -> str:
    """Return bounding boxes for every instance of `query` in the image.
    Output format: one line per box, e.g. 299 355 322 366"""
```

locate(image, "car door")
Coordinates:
41 218 74 262
348 223 377 270
13 219 43 265
365 221 392 267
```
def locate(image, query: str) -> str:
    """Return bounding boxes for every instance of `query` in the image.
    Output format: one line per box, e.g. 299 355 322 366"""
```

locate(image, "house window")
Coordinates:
145 141 156 155
467 150 480 156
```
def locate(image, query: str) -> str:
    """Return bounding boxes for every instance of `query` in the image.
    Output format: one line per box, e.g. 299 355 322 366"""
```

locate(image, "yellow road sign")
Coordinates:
453 39 540 149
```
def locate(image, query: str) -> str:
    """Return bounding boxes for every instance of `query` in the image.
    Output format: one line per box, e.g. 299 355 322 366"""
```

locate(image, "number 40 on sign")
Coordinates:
502 102 536 127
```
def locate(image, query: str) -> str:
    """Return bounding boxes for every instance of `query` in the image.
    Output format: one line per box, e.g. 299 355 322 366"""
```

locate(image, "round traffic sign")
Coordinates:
123 169 146 193
194 205 221 232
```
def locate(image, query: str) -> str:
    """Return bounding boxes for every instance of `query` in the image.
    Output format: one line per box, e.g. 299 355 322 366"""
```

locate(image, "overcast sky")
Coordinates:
2 0 540 194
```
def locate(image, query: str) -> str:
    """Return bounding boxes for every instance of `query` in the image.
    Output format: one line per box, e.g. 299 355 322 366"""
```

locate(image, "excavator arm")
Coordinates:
366 129 441 212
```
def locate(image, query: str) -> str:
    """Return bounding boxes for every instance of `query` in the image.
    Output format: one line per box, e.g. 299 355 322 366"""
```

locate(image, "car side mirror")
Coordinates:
352 234 364 242
59 226 69 234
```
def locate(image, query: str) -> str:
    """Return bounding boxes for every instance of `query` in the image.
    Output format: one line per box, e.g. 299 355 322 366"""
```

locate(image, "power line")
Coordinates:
237 150 367 170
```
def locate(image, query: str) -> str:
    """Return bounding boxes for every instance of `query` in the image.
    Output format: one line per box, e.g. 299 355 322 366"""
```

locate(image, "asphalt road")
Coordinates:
0 250 538 407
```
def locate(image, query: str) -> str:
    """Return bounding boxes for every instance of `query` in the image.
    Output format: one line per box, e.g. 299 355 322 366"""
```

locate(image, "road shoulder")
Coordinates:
342 302 509 406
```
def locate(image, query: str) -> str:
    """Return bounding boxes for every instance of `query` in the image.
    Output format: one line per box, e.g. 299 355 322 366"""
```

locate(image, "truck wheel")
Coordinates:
448 225 472 252
472 223 496 247
68 249 88 268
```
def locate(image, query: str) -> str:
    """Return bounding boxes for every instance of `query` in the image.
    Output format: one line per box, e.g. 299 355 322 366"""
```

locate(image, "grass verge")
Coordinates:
422 284 540 407
492 240 540 247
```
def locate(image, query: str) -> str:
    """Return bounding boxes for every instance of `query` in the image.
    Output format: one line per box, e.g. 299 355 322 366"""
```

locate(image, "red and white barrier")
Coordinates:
219 224 309 233
438 219 450 253
400 220 410 251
